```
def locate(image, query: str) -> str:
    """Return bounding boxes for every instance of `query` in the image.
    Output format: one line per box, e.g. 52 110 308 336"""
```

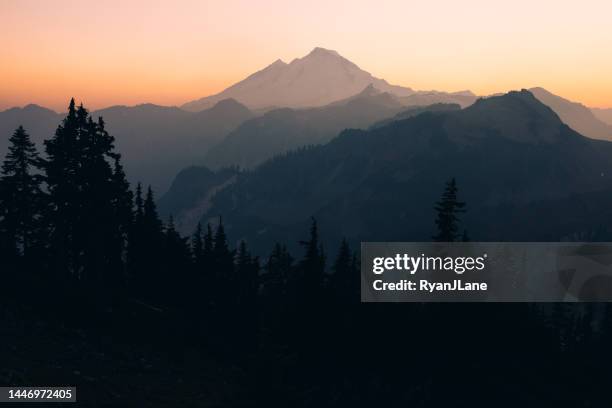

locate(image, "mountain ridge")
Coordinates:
181 47 452 111
529 87 612 141
193 90 612 253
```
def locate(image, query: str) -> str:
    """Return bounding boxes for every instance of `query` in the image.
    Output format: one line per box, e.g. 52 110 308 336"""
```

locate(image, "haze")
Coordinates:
2 0 612 111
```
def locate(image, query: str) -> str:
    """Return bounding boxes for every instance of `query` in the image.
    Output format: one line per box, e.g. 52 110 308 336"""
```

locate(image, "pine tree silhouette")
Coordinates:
44 100 133 299
163 216 192 306
432 178 466 242
0 126 46 272
212 218 235 308
235 240 259 349
139 186 165 300
127 182 145 291
236 240 259 305
330 238 358 304
192 222 204 269
263 243 293 299
298 218 325 297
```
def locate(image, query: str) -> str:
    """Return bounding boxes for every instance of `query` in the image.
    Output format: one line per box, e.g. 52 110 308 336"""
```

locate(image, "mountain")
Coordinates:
529 87 612 141
96 99 252 192
192 90 612 254
398 90 477 108
184 47 466 112
0 104 63 154
369 103 461 129
158 166 238 234
202 85 409 169
592 108 612 126
0 99 253 193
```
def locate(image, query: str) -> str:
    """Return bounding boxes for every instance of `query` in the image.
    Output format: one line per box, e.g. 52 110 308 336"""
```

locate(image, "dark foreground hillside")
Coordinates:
0 299 252 407
4 293 612 407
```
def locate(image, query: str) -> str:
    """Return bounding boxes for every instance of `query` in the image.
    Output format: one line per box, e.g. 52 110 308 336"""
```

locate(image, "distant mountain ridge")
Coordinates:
0 99 252 193
202 85 412 169
529 87 612 141
191 90 612 254
182 47 475 112
592 108 612 126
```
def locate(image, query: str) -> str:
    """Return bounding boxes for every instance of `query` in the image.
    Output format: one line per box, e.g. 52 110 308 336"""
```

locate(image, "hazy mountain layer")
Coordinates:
530 87 612 141
202 85 408 169
369 103 461 129
398 91 477 108
592 107 612 126
0 99 252 193
0 104 63 154
196 90 612 254
158 166 238 234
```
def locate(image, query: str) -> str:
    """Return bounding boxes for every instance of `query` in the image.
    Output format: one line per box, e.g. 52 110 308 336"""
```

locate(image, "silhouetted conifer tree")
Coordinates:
212 218 235 306
236 240 259 305
163 216 192 305
432 178 466 242
137 186 165 300
192 222 204 268
262 243 293 299
44 100 132 300
298 218 325 297
330 239 358 304
235 240 259 349
127 182 145 287
0 126 46 272
108 156 133 288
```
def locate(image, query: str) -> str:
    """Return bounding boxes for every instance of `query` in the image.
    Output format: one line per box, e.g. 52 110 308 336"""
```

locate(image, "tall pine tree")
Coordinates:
298 217 325 297
432 178 466 242
0 126 46 268
44 99 133 298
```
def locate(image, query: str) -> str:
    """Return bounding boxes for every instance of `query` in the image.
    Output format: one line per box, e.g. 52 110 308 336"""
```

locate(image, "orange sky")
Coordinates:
1 0 612 111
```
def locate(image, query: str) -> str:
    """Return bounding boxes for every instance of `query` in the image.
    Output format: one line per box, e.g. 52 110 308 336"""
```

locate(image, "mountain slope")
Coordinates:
183 47 419 111
198 90 612 253
370 103 461 129
158 166 238 234
95 98 252 192
529 87 612 141
202 85 409 169
592 108 612 126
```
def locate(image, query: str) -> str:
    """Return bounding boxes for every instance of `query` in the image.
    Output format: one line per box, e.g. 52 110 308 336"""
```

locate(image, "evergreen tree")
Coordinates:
134 183 144 225
143 186 163 237
330 239 355 301
44 99 80 278
139 186 165 300
263 243 293 298
163 216 192 305
298 218 325 296
236 240 259 305
107 156 134 287
203 223 214 257
432 178 466 242
212 218 235 306
235 240 259 348
192 222 204 268
44 99 134 299
0 126 46 267
127 182 145 285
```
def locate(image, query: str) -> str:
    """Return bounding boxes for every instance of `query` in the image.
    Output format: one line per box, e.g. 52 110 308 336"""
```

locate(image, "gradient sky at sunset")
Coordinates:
2 0 612 111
